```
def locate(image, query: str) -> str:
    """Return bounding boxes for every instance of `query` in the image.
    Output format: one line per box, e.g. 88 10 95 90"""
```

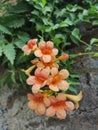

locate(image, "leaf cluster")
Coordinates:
0 0 98 92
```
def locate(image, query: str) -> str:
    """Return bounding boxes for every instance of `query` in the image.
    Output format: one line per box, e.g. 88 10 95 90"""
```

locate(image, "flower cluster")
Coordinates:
22 39 83 119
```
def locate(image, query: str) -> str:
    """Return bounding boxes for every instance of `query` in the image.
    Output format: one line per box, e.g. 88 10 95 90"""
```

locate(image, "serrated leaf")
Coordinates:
8 18 25 28
0 25 12 35
3 44 16 65
8 1 30 14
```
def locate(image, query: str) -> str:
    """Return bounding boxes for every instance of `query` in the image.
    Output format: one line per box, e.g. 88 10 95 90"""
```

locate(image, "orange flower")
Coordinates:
46 93 74 119
27 93 50 115
47 67 69 91
31 56 59 69
34 41 58 63
26 68 50 93
57 54 69 60
22 39 38 55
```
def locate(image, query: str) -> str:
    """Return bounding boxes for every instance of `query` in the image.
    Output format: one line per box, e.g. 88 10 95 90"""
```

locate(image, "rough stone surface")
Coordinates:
0 56 98 130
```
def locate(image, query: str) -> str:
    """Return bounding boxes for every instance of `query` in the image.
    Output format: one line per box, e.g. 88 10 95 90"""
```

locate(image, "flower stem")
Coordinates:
70 52 95 58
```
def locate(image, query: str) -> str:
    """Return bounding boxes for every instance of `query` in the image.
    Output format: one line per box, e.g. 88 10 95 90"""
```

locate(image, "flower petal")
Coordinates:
28 101 37 110
27 93 34 100
46 41 53 48
65 101 75 111
44 97 50 107
52 48 58 56
37 61 44 69
49 96 57 103
34 49 43 57
58 80 69 91
46 106 56 117
51 67 58 76
22 45 31 55
42 55 51 63
26 76 36 85
52 63 59 68
41 68 50 78
32 84 41 93
39 41 46 49
56 93 66 101
49 84 59 91
27 39 38 48
59 69 69 79
36 103 45 115
56 109 66 119
34 68 41 76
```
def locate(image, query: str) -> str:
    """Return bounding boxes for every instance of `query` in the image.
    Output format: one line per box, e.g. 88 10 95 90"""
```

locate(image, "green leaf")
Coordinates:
3 44 16 65
66 4 83 12
8 1 30 14
70 80 80 85
94 53 98 57
72 28 80 40
70 73 79 78
92 20 98 25
0 70 10 88
0 25 12 35
0 47 3 56
90 38 98 45
17 32 30 42
69 86 78 94
8 18 25 28
42 0 46 6
59 21 69 27
70 35 79 45
14 40 25 49
14 32 30 49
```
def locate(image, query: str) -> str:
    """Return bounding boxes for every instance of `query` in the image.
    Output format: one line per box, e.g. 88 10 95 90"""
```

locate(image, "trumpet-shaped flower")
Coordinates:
27 93 50 115
26 68 50 93
46 93 74 119
34 41 58 63
47 67 69 91
65 91 83 109
22 39 38 55
31 56 59 69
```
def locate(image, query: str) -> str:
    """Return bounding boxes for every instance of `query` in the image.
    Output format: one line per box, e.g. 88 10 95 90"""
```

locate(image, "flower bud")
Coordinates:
58 54 69 60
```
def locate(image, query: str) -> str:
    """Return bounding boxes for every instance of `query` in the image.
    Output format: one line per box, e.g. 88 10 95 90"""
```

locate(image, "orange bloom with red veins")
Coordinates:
47 67 69 91
22 39 38 55
34 41 58 63
26 68 50 93
27 93 50 115
31 56 59 69
46 93 74 119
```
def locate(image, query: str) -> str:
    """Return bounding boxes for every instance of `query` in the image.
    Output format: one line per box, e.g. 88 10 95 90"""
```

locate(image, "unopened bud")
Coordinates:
58 54 69 60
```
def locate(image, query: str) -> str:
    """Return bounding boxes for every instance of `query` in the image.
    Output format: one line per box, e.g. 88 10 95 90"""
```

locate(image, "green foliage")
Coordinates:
0 0 98 92
3 44 16 65
0 25 12 35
